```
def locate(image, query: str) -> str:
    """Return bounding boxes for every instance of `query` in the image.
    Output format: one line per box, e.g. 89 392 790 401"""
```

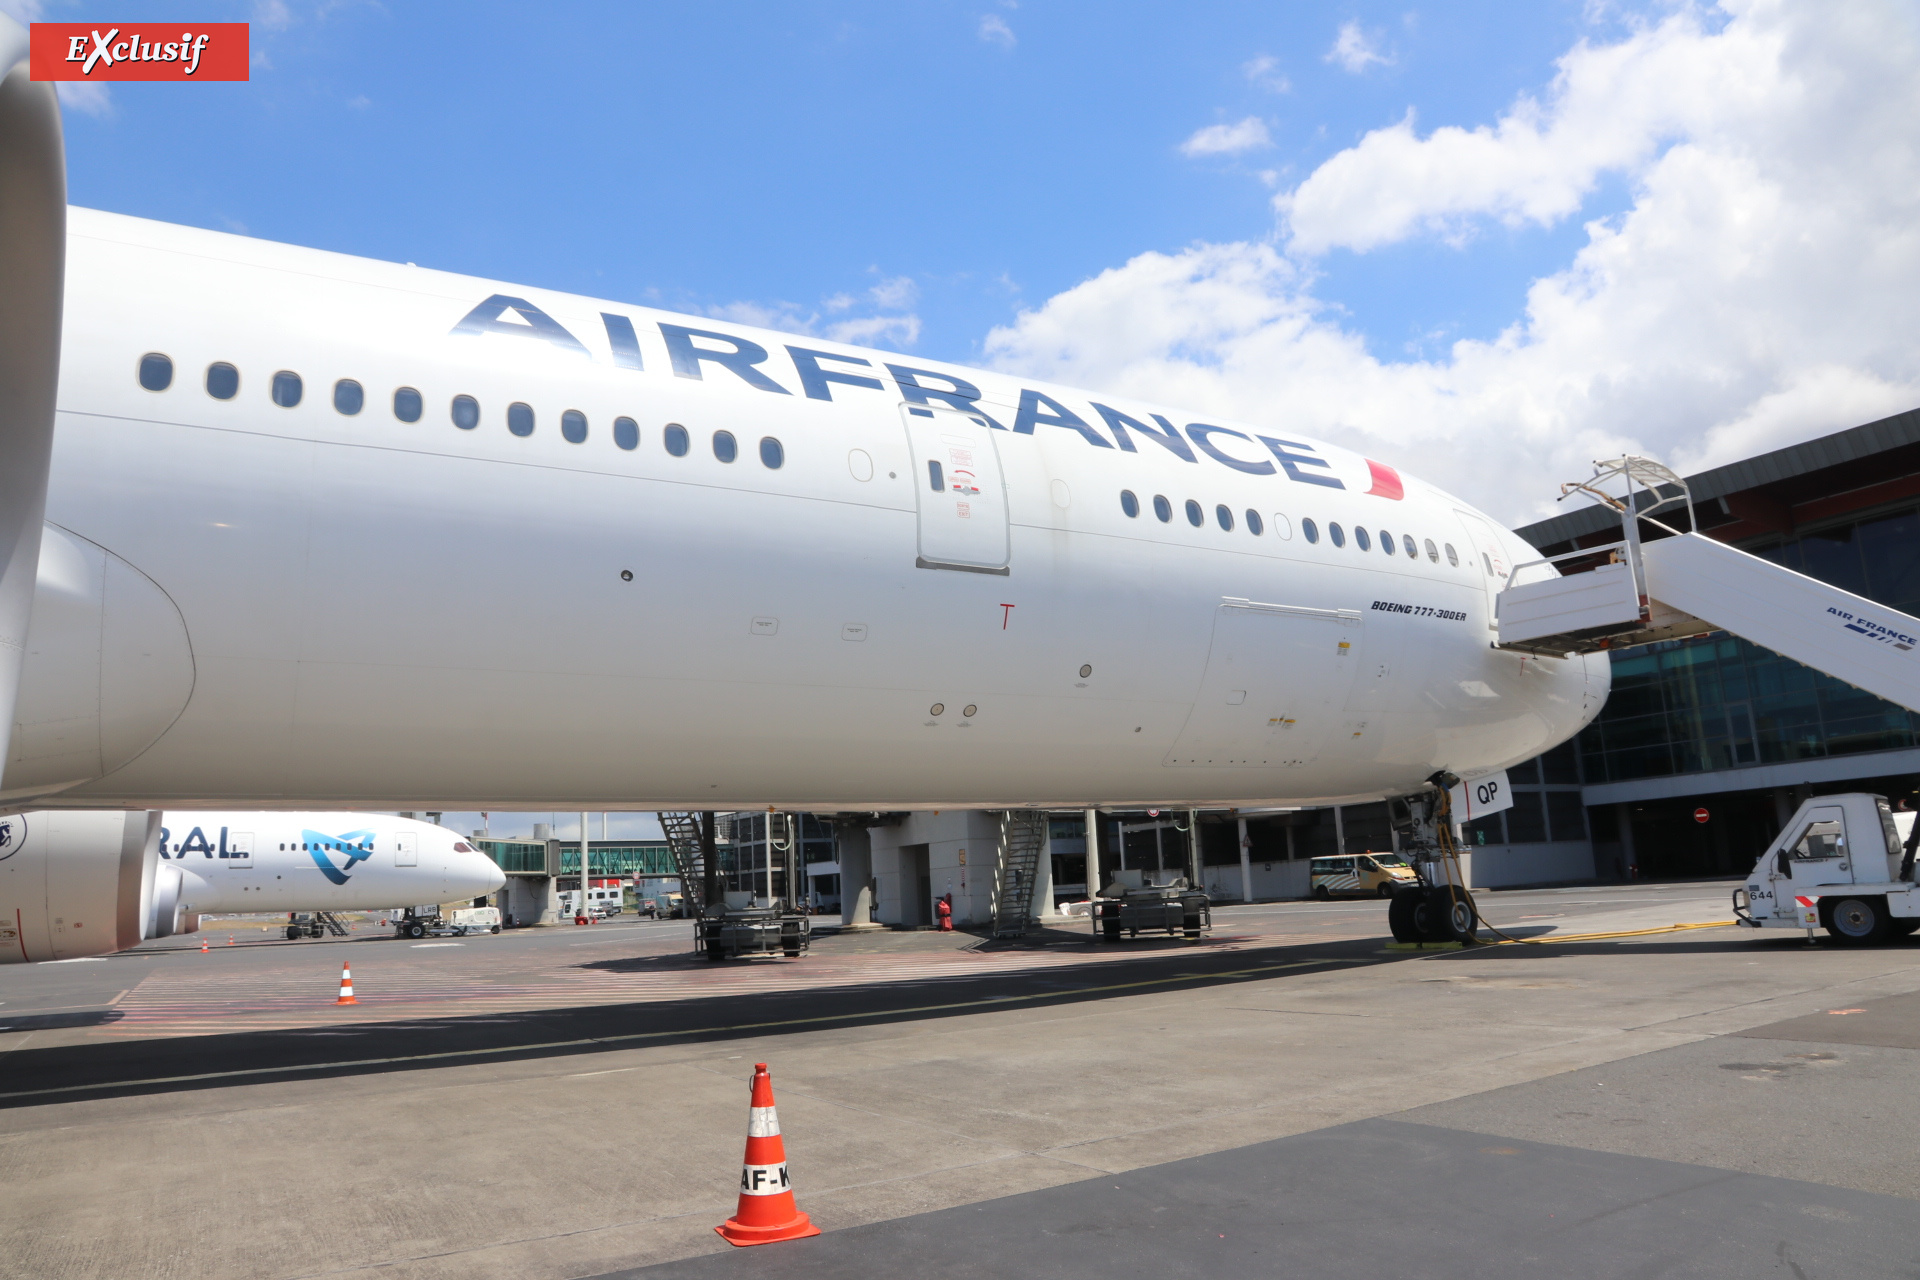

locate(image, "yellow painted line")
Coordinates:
1488 920 1735 946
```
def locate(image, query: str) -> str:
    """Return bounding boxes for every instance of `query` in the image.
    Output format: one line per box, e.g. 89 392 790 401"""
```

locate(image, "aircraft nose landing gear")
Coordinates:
1386 774 1482 945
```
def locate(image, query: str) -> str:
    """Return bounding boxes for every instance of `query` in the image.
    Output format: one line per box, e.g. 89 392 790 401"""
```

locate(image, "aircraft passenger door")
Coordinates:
225 831 253 868
901 405 1011 575
1453 510 1512 632
395 832 417 867
1164 599 1362 769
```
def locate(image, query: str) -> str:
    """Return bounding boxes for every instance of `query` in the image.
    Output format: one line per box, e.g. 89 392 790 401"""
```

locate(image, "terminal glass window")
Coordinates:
664 423 689 456
507 402 535 437
1153 494 1172 522
614 416 638 451
333 379 363 415
561 409 588 443
713 430 737 462
1120 490 1139 518
393 387 422 422
206 362 239 400
451 395 480 430
138 353 173 391
271 371 302 408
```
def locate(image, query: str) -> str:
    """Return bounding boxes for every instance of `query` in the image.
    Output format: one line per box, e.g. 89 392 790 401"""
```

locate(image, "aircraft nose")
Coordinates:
451 847 506 896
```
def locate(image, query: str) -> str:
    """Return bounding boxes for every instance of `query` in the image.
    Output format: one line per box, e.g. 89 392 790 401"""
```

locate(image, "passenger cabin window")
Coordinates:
1153 495 1172 523
1403 534 1417 558
1425 538 1439 562
138 353 173 391
1215 504 1233 532
1329 522 1345 547
1184 499 1203 527
1120 490 1140 518
1355 527 1371 552
271 371 302 408
927 460 945 491
452 395 480 430
393 387 422 422
713 430 737 463
333 379 364 415
759 436 784 469
1302 517 1319 544
507 402 535 437
561 409 588 444
664 423 689 456
206 362 239 400
1273 513 1292 540
1378 529 1392 554
1246 510 1263 536
1444 543 1459 567
614 416 639 451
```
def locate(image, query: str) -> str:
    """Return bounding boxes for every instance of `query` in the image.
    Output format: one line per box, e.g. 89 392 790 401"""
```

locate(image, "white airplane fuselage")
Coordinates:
158 811 505 915
4 208 1606 811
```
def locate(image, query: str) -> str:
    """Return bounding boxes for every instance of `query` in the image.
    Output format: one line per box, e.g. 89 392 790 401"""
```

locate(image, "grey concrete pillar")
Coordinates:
1032 817 1055 921
1238 816 1253 903
837 820 879 930
1085 808 1101 895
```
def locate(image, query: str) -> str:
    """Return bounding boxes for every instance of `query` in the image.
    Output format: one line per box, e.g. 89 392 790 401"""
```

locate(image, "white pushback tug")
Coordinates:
1733 793 1920 945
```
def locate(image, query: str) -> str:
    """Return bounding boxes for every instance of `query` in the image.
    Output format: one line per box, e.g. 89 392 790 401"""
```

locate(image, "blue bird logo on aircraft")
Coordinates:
305 829 377 885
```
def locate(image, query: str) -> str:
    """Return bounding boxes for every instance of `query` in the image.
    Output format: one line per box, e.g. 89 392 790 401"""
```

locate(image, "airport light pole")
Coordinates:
1084 808 1100 898
579 811 590 920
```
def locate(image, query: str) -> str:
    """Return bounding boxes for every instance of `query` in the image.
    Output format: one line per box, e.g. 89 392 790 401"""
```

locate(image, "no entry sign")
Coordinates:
1694 807 1710 823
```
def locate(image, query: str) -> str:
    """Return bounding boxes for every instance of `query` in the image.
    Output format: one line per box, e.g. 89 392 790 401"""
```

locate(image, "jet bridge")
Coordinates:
1494 457 1920 714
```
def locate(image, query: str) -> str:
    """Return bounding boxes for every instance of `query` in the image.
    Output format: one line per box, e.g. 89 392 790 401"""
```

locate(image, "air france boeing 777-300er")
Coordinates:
0 21 1603 954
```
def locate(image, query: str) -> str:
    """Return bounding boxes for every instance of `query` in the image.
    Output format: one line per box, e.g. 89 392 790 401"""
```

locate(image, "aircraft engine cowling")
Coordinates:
0 809 162 962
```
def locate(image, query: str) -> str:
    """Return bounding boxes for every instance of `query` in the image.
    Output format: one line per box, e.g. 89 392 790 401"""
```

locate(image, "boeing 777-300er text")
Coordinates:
0 809 505 962
0 24 1603 949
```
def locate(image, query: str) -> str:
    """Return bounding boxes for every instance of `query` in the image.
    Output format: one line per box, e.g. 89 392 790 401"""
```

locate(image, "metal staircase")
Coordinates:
1497 457 1920 713
315 911 348 937
657 812 708 913
990 811 1048 937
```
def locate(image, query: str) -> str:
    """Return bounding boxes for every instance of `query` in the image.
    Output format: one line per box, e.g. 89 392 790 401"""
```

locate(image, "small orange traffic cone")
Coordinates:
228 935 236 946
200 936 209 953
716 1063 819 1246
334 963 358 1005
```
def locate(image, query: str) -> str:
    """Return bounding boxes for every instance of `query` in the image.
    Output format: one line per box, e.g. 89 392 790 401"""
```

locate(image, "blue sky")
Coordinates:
35 0 1613 364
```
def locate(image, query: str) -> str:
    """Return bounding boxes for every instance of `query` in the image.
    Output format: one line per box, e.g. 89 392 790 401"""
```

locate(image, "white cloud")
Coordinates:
254 0 294 31
1243 53 1291 93
1180 116 1273 157
55 81 111 117
978 14 1015 48
1326 20 1391 73
708 275 921 352
983 1 1920 527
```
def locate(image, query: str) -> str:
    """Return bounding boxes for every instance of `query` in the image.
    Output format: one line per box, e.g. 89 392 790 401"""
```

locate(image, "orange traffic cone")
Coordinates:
228 935 236 946
334 963 358 1005
716 1063 819 1246
200 936 209 953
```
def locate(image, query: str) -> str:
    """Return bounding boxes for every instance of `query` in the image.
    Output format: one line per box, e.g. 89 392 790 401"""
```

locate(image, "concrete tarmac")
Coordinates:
3 883 1916 1278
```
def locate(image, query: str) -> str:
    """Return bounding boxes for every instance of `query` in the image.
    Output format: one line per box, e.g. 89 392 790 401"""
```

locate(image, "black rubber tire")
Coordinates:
1387 887 1424 942
1823 896 1891 947
406 922 425 939
285 926 300 940
1427 885 1478 942
1313 884 1331 900
1376 882 1396 898
490 925 501 934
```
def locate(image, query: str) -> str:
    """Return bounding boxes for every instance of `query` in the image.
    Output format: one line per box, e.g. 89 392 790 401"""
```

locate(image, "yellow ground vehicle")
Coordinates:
1310 853 1418 899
